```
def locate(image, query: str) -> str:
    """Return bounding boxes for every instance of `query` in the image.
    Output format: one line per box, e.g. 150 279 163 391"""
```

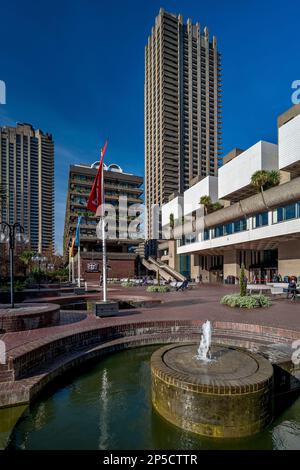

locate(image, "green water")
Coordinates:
4 346 300 450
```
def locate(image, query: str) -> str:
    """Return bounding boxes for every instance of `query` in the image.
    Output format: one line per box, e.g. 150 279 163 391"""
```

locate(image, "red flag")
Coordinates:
87 140 108 213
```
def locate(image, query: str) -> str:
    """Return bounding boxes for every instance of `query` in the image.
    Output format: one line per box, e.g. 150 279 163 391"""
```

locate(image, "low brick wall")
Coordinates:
0 304 60 333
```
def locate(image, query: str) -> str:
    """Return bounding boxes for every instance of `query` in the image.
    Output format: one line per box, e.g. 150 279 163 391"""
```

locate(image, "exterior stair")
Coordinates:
142 256 185 282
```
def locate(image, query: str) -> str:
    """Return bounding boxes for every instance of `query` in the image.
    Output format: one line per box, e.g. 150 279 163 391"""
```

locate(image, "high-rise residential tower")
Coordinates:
145 8 222 236
0 123 54 253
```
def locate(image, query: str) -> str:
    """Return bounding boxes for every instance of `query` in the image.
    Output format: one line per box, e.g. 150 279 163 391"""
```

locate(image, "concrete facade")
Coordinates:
161 104 300 283
218 141 278 202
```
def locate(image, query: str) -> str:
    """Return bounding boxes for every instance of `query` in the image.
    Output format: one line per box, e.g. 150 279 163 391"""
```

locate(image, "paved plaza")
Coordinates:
1 284 299 355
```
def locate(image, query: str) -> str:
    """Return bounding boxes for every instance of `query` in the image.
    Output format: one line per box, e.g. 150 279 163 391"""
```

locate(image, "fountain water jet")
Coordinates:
196 320 212 361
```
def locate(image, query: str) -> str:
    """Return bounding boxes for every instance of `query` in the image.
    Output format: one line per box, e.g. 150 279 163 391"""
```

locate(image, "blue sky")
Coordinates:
0 0 299 253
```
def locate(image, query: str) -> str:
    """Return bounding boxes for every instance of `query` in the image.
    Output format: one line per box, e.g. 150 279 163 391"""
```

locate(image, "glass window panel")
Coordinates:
261 212 269 226
224 223 233 235
285 204 296 220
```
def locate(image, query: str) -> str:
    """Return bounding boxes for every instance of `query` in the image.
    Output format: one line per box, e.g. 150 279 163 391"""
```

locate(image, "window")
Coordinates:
285 204 296 220
253 212 268 228
233 219 247 233
224 223 233 235
273 202 298 224
212 218 247 238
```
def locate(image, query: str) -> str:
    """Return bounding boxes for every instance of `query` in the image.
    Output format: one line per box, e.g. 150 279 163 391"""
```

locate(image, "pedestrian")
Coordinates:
287 276 297 301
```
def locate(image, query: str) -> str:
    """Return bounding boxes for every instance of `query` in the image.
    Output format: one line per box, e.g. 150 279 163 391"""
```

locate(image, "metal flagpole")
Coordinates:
101 162 107 302
77 244 81 287
72 257 75 284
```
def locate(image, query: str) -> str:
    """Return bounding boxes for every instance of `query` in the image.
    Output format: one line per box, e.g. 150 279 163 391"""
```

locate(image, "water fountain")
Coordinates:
196 320 212 361
151 321 274 438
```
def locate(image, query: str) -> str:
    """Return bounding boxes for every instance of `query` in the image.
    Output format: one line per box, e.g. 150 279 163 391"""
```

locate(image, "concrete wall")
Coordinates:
278 241 300 277
218 141 278 200
279 113 300 170
223 251 239 280
161 196 184 227
184 176 218 216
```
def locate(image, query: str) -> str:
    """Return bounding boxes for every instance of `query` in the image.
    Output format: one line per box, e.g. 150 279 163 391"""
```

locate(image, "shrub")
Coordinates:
220 294 271 309
147 285 170 293
240 263 247 297
121 282 136 288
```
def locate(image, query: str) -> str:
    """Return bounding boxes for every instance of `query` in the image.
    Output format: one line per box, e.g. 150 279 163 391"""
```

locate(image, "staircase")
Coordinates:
142 257 185 282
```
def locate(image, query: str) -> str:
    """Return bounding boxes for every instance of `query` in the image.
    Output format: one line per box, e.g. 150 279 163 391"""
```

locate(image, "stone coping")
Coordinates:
0 303 59 316
4 319 300 359
151 343 274 395
0 304 60 333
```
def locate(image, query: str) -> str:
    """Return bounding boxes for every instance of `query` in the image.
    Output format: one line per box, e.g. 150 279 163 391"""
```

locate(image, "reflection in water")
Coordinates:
0 405 27 449
272 421 300 450
99 368 110 450
4 346 300 450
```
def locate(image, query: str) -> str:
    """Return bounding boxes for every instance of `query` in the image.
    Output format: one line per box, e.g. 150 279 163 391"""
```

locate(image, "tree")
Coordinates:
240 263 247 297
212 202 223 212
19 250 35 276
169 213 175 229
250 170 270 194
199 195 212 215
251 170 281 193
169 213 175 239
265 170 281 189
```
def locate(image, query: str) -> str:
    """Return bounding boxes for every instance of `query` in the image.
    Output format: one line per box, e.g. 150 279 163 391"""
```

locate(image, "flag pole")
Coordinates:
72 256 75 284
69 250 71 283
77 244 81 287
101 163 107 302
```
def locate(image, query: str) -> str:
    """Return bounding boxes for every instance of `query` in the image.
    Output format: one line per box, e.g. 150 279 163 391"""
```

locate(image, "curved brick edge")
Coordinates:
151 343 274 394
0 304 60 333
0 319 299 410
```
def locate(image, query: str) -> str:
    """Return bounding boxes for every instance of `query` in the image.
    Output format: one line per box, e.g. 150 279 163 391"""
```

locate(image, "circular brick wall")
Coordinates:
0 304 60 332
151 343 274 438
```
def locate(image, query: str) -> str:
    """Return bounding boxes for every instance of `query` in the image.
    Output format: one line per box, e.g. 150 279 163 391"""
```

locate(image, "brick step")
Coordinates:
0 370 14 383
213 328 284 344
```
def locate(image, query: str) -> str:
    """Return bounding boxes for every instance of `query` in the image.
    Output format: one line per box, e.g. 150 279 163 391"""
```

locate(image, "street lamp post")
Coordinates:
0 222 28 308
32 253 47 291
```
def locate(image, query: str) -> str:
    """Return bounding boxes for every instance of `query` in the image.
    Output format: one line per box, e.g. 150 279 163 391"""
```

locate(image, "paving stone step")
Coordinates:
0 370 14 383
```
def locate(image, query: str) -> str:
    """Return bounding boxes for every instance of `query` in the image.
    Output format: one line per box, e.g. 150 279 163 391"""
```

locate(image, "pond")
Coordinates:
3 346 300 450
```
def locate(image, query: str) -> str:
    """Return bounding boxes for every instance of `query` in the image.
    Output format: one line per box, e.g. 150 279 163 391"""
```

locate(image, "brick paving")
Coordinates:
1 284 299 354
